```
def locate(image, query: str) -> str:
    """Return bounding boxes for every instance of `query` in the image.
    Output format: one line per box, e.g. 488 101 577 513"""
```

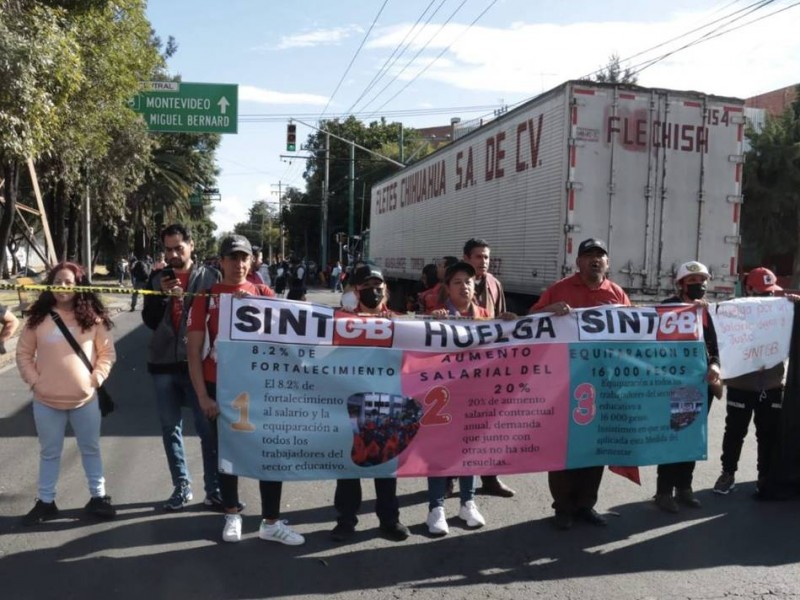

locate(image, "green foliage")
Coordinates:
0 3 83 162
291 116 424 262
593 53 638 85
742 88 800 281
233 199 281 258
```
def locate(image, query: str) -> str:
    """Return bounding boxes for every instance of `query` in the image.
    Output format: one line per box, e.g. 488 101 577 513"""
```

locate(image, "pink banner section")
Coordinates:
398 344 571 476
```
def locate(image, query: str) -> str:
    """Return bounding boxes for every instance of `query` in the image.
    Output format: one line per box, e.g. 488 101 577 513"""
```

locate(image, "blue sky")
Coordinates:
146 0 799 234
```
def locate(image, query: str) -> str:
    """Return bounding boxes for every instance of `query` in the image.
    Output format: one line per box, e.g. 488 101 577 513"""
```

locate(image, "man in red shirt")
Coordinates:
463 238 514 498
187 234 304 546
530 238 631 530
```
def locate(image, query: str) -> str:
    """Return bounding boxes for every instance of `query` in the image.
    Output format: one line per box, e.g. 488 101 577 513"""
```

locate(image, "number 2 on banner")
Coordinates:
231 392 256 432
420 386 452 426
572 383 596 426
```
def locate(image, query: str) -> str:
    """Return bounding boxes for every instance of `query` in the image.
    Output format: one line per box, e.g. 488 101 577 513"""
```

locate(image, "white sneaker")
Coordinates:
458 500 486 528
259 519 305 546
426 506 449 536
222 513 242 543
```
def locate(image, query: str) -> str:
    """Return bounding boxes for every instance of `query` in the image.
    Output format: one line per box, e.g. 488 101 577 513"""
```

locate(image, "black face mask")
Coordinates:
685 283 707 300
359 287 383 309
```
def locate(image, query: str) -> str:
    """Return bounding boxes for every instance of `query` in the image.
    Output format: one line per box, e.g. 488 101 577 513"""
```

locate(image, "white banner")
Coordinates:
711 297 794 380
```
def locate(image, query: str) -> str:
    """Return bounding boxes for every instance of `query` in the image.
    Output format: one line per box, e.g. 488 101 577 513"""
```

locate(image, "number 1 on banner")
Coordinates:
572 383 596 426
231 392 256 432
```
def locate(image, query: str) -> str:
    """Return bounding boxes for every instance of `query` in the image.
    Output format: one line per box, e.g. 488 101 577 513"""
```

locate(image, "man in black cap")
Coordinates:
530 237 630 530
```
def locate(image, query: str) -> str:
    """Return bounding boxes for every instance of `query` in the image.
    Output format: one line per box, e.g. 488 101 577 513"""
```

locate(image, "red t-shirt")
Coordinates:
419 283 442 312
428 302 490 318
187 281 274 383
170 272 191 331
531 273 631 311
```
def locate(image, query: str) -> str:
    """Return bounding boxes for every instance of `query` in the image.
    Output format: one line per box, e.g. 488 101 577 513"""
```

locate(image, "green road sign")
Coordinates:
130 81 238 134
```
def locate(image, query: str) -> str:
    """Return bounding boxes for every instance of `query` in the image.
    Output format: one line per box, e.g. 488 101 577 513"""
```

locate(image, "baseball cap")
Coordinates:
578 238 608 255
444 261 476 282
675 260 710 282
353 265 384 285
219 234 253 257
746 267 782 293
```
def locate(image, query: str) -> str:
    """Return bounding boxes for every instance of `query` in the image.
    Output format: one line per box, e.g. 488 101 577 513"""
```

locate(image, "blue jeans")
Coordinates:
152 371 218 495
428 476 476 510
33 398 105 502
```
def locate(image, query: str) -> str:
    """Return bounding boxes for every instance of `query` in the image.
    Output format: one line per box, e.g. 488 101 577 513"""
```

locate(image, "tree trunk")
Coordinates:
66 195 79 262
0 161 20 278
53 179 68 260
793 206 800 289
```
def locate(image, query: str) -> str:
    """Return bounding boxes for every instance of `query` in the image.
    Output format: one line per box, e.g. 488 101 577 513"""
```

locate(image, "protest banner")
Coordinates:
215 296 708 481
710 297 794 380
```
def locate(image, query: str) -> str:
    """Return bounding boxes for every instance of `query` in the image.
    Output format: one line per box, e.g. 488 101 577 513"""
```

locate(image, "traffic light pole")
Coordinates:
348 141 355 237
322 132 330 269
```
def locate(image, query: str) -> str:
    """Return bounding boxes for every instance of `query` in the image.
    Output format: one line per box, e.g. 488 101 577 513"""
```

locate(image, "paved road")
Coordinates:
1 288 799 600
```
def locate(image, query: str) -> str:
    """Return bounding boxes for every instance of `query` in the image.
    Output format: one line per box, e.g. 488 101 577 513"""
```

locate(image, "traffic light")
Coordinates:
286 123 296 151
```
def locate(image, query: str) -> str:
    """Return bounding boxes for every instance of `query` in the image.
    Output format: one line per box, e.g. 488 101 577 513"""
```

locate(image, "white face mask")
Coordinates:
341 290 358 311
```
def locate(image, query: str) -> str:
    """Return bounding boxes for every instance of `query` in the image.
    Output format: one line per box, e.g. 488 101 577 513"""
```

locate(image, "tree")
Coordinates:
593 53 638 84
292 116 426 264
0 2 83 272
233 200 281 260
741 87 800 285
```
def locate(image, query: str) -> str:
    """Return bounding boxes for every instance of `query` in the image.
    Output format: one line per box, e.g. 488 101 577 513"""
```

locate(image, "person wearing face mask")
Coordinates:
653 260 721 513
713 267 799 497
330 266 410 543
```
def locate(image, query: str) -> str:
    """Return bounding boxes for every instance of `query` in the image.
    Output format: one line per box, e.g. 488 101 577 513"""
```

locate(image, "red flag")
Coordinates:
609 465 641 485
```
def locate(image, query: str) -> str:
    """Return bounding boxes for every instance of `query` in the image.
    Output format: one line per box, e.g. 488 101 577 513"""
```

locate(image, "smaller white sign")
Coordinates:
711 297 794 380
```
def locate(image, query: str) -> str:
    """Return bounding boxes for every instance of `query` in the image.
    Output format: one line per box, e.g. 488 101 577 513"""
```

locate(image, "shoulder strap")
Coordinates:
49 310 93 374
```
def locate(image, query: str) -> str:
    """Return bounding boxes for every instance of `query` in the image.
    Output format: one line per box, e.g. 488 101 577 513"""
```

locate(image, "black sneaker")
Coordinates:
330 522 356 542
379 521 410 542
163 482 193 511
85 495 117 519
22 499 59 526
203 491 245 513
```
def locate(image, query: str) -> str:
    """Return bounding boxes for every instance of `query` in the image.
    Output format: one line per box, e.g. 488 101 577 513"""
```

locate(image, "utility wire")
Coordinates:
576 0 772 81
357 0 470 115
626 0 784 78
239 103 500 122
366 0 498 118
318 0 390 119
345 0 441 115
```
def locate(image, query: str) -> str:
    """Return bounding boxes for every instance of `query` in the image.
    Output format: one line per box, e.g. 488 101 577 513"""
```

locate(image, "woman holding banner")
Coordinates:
330 265 410 543
425 261 490 535
187 234 305 546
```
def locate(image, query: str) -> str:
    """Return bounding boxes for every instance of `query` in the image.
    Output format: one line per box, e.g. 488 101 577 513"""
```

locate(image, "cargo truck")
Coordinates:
367 80 746 310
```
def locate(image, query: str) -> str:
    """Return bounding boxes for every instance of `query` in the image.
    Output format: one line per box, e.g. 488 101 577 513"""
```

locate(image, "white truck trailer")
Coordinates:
368 80 745 306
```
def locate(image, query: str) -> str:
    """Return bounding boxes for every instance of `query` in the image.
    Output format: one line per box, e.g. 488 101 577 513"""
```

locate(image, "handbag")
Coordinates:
49 310 115 417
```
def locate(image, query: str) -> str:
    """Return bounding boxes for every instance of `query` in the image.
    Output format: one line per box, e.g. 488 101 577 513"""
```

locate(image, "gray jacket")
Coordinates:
142 264 220 373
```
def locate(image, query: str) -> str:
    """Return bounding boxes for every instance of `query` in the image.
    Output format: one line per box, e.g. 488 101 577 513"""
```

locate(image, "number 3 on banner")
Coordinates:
231 392 256 432
572 383 596 426
420 386 452 426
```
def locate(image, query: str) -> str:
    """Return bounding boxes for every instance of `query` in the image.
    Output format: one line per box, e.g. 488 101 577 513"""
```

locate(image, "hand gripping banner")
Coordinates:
215 296 709 480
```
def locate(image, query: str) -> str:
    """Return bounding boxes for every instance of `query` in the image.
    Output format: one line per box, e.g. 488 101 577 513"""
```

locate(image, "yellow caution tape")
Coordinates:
0 282 212 297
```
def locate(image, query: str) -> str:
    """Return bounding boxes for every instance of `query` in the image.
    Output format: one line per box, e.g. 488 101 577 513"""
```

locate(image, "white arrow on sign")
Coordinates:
218 97 230 114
